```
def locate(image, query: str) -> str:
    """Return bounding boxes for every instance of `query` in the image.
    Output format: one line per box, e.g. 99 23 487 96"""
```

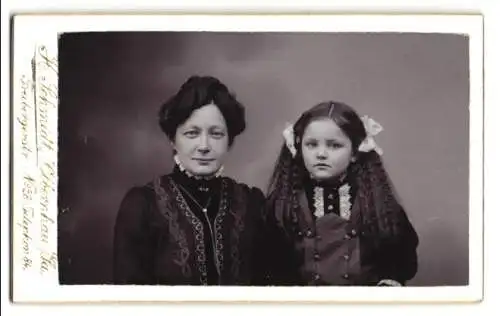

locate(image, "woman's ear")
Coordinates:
169 140 177 153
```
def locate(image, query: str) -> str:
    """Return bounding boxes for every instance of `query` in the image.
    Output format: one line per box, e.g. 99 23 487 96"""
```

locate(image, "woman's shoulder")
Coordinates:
222 177 265 200
117 175 176 217
120 175 172 203
115 184 157 225
119 184 154 208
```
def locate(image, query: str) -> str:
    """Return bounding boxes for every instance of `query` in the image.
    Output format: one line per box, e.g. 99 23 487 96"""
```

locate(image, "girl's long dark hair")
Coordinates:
267 101 406 242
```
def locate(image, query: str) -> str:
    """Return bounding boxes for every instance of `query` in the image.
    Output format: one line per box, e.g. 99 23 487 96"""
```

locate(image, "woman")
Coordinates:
264 101 419 286
113 75 267 285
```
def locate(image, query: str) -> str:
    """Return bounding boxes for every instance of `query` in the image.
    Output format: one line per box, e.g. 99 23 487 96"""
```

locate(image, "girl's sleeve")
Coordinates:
113 186 155 284
377 208 419 285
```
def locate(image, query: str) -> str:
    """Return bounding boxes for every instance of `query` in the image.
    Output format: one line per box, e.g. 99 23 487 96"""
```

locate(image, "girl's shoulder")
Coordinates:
265 186 294 202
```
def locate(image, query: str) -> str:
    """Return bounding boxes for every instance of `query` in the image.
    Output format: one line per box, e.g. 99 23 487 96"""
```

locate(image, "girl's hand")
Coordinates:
377 279 402 286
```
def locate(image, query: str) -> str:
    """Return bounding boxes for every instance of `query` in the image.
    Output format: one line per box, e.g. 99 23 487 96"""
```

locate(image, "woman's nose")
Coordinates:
197 134 210 152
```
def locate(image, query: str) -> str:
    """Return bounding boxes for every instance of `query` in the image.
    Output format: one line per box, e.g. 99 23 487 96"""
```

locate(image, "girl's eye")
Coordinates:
305 141 317 148
328 142 343 149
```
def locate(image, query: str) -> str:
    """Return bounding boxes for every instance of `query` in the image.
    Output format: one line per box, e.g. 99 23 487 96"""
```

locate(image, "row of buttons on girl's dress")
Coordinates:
297 228 358 239
326 193 335 212
311 259 352 282
312 249 350 261
307 228 359 283
312 273 351 281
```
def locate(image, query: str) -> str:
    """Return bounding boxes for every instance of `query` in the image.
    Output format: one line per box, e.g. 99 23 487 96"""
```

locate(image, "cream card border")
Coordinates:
10 13 483 303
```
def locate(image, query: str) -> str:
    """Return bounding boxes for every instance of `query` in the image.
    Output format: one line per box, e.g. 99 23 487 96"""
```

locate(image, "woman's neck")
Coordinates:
173 155 223 181
171 165 221 199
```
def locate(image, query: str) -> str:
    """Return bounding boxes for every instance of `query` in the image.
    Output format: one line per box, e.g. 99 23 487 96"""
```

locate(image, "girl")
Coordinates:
264 101 419 286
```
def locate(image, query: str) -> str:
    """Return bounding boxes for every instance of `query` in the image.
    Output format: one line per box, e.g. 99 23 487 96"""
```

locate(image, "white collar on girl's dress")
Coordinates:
313 182 352 220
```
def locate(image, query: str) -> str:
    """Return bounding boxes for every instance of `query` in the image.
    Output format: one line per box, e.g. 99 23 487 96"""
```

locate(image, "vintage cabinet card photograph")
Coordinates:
9 13 483 303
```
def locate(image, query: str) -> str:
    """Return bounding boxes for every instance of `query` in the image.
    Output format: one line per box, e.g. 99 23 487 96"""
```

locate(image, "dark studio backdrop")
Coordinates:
57 31 469 286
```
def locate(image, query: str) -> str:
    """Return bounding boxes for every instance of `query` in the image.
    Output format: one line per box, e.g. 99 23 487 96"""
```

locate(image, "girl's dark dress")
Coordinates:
113 167 267 285
264 176 419 286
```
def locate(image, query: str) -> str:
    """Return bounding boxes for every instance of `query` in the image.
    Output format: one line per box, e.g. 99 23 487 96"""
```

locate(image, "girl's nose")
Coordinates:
316 147 328 159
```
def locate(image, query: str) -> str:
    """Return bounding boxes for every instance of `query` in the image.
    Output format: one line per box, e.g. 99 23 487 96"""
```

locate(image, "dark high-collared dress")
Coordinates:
112 167 267 285
264 177 419 286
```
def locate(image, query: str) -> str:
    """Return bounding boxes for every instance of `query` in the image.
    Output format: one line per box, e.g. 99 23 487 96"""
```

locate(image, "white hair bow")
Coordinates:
358 115 384 155
282 122 297 157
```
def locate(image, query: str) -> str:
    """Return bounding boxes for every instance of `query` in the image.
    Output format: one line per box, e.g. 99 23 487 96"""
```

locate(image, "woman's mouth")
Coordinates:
314 163 330 168
193 158 215 165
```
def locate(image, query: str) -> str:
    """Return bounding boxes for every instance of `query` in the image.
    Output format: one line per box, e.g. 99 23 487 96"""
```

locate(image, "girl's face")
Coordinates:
173 103 229 176
301 118 354 181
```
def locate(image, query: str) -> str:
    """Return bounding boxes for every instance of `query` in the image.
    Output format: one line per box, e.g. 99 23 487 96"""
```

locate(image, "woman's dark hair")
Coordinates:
158 75 246 146
267 101 407 242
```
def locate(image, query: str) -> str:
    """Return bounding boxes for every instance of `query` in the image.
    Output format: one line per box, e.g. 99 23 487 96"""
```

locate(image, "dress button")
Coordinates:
298 231 303 237
351 229 357 237
344 234 351 240
327 205 334 210
316 235 322 241
343 254 350 260
328 194 334 199
306 230 314 238
313 253 320 261
343 273 349 279
313 273 321 281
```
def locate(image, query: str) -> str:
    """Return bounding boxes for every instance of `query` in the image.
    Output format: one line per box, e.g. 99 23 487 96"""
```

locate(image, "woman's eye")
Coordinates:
211 131 226 138
305 141 317 148
184 130 199 138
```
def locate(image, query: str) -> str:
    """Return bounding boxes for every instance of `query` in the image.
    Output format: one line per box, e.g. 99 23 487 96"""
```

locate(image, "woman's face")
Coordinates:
301 118 354 181
173 103 229 176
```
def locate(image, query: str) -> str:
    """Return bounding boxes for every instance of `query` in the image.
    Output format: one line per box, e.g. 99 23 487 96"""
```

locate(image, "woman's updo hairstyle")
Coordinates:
158 75 246 147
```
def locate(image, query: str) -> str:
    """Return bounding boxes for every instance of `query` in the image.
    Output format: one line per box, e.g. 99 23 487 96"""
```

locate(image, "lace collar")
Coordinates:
171 156 223 193
305 174 353 220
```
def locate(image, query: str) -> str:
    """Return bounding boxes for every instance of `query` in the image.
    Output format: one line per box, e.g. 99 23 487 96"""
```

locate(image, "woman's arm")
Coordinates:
253 191 301 286
113 186 155 284
248 187 270 285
